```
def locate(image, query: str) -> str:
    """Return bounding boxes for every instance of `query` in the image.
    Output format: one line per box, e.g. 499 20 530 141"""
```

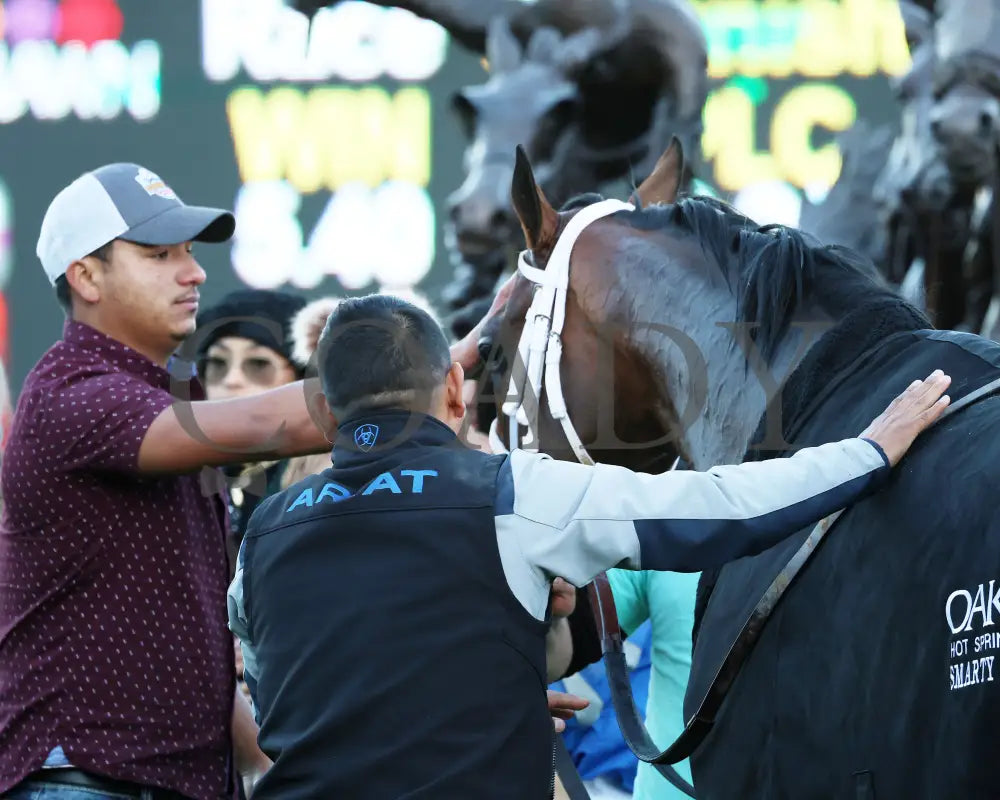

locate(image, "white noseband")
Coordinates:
486 198 635 465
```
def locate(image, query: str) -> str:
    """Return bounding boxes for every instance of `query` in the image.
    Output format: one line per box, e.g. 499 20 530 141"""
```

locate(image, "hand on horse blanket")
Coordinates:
560 370 952 678
858 369 951 464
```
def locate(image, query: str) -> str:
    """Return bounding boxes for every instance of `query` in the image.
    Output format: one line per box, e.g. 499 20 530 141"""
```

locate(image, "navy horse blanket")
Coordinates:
688 306 1000 799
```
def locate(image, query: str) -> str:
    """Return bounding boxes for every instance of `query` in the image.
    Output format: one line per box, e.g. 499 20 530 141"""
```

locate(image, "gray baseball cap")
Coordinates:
36 162 235 285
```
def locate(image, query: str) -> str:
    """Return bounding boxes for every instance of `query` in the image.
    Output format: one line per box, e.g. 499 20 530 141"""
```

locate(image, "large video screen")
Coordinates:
0 0 908 393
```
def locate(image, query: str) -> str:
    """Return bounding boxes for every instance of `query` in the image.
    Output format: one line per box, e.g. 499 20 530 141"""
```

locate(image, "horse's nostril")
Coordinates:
979 110 996 135
490 210 511 232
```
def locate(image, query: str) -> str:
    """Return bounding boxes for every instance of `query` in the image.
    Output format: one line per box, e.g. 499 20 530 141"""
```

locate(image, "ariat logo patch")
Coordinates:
354 423 379 452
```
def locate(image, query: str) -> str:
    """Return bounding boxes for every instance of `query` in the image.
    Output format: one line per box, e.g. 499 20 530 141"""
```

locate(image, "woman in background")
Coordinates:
194 289 308 558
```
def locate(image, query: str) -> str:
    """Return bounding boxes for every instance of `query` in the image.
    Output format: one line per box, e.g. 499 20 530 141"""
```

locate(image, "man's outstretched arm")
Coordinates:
139 335 486 475
140 379 330 474
494 371 951 617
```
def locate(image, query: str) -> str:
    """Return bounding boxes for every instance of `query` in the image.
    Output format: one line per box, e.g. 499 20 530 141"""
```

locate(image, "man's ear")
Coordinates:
445 362 467 420
306 383 338 443
65 258 102 305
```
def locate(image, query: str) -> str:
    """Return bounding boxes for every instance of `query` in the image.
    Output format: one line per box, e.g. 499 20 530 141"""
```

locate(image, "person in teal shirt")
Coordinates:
604 568 700 799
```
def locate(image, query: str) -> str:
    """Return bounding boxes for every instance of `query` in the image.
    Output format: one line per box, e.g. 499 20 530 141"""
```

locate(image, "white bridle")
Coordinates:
486 198 635 465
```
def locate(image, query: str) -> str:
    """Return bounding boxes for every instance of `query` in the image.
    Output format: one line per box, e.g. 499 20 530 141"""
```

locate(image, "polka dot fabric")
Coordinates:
0 320 235 799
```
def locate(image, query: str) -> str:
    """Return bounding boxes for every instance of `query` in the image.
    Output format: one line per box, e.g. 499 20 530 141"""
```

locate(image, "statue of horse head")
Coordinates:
797 0 940 299
860 0 988 328
442 0 708 326
883 0 947 210
844 0 1000 332
928 0 1000 190
445 17 601 271
864 0 951 294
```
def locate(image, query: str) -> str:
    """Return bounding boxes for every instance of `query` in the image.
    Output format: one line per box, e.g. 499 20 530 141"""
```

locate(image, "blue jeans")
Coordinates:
3 779 143 799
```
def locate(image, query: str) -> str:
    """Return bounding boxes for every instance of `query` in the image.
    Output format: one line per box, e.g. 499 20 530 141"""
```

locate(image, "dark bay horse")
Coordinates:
477 140 1000 796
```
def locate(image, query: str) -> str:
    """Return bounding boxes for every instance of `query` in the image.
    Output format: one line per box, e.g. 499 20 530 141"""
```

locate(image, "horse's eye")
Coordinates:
478 338 495 367
534 99 577 156
478 337 511 379
451 92 478 139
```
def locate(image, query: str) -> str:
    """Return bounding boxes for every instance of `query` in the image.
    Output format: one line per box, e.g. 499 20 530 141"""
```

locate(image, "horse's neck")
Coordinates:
635 294 816 471
660 295 926 469
689 332 817 469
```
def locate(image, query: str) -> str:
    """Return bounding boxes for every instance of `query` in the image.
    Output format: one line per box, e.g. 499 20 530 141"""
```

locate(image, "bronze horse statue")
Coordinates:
799 0 941 307
812 0 1000 336
295 0 710 340
442 0 709 333
881 0 1000 333
474 139 1000 796
799 0 932 287
873 0 1000 336
929 0 1000 338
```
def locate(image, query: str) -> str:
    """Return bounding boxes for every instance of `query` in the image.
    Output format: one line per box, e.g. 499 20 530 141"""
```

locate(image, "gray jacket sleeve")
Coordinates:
493 438 889 620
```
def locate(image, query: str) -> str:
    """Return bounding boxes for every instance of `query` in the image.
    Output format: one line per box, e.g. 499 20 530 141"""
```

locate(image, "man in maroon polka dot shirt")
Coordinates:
0 164 335 799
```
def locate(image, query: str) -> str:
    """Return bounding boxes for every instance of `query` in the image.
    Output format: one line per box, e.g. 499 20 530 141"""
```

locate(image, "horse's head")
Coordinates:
446 0 708 265
875 1 952 211
928 0 1000 189
476 137 687 471
477 138 914 470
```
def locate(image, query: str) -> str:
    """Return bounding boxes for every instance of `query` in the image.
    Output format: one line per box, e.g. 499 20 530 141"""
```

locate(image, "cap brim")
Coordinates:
119 205 235 246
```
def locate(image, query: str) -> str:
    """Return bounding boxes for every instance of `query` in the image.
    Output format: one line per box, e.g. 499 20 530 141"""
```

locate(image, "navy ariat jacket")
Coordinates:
228 409 888 799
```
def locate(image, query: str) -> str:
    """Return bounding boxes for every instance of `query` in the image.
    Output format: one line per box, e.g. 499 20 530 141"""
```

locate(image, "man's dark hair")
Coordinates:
317 294 451 419
54 241 114 314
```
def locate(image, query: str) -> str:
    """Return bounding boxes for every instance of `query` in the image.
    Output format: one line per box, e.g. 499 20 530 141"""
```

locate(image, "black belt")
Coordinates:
17 768 192 799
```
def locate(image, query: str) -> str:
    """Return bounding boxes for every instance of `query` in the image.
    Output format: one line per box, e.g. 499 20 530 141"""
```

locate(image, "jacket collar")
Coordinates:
333 409 458 469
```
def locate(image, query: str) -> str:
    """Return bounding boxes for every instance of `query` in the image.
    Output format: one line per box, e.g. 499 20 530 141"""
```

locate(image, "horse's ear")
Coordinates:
511 145 559 250
632 136 685 208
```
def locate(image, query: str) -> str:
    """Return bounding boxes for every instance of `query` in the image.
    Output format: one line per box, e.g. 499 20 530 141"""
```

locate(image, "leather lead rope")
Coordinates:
554 735 591 800
587 573 697 797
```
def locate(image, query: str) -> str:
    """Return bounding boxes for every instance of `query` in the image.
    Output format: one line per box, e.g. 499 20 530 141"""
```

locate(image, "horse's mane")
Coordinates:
559 192 904 364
